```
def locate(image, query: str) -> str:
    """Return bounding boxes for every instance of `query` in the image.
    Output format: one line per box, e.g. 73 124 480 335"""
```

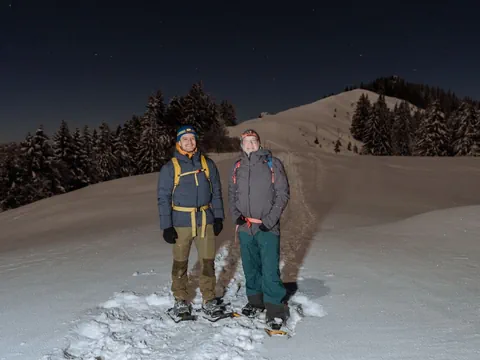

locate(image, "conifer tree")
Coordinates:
82 125 98 184
53 120 76 190
182 82 218 140
71 128 89 188
95 122 117 181
391 101 414 155
113 125 134 177
0 143 28 210
22 126 65 200
334 139 341 153
137 91 170 174
361 95 392 155
469 107 480 156
122 115 142 174
413 100 449 156
452 102 480 156
218 100 237 126
350 93 372 142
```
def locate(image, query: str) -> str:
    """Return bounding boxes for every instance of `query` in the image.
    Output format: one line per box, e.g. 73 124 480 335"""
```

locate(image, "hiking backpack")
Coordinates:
171 154 212 194
232 155 274 184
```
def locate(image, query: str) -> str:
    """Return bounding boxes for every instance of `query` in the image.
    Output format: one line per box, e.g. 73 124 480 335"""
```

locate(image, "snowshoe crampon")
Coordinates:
241 303 265 318
166 307 197 323
264 317 291 338
203 310 241 322
195 300 241 322
264 328 290 337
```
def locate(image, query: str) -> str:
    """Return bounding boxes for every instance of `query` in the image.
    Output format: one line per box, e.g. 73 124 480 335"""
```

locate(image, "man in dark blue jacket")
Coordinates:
157 125 225 318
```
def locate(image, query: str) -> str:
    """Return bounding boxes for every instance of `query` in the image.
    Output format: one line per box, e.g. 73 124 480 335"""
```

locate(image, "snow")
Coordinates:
1 177 480 359
1 240 320 360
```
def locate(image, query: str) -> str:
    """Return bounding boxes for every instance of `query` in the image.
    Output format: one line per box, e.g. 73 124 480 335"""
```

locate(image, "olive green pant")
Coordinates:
171 224 216 302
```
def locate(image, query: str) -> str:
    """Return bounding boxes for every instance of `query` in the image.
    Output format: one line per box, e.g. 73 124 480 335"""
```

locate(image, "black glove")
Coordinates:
236 216 247 226
259 224 270 232
213 218 223 236
163 227 177 244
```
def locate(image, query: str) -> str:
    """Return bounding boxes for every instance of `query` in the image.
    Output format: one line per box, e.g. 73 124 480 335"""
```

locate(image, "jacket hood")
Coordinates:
238 147 272 163
174 148 202 163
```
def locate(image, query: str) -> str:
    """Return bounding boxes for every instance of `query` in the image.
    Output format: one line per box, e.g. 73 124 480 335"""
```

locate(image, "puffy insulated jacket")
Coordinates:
228 148 289 236
157 150 224 229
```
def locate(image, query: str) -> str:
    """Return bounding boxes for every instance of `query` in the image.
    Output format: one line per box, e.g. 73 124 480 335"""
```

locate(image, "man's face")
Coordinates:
179 133 196 152
242 135 260 154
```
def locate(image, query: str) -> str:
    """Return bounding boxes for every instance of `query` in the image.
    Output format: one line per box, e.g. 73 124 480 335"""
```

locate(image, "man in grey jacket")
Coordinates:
157 125 225 319
228 128 290 329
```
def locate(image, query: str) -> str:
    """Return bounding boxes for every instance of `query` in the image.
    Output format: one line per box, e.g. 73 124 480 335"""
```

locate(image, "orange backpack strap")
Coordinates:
232 158 274 184
232 160 241 184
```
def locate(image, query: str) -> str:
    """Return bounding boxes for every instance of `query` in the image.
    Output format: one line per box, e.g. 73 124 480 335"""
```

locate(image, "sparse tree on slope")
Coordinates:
361 94 392 155
413 100 449 156
350 93 372 142
391 101 414 155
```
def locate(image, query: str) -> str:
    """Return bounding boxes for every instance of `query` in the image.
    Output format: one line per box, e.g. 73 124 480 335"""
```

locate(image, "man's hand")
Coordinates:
213 218 223 236
236 216 247 226
163 227 177 244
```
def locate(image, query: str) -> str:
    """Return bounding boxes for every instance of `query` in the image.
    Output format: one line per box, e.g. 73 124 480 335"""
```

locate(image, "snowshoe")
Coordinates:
203 310 241 322
264 317 290 338
241 302 265 318
196 298 241 322
166 299 197 323
166 307 197 323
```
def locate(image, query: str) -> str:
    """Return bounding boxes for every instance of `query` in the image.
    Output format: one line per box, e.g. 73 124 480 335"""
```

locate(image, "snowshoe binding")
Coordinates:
241 302 265 318
199 298 241 322
264 317 290 337
166 299 197 323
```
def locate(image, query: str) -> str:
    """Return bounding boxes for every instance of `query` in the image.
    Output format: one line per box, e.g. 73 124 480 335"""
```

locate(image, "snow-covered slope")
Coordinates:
2 196 479 359
2 148 480 359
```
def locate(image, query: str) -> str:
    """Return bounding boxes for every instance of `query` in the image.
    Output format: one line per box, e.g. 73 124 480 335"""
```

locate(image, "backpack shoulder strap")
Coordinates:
232 160 241 184
200 154 210 180
171 157 181 187
267 155 274 183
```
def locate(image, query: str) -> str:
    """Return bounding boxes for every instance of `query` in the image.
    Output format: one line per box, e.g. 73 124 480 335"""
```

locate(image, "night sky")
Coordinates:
1 0 479 143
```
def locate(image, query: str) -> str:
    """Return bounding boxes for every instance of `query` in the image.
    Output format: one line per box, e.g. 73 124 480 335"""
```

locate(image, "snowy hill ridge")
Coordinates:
227 89 420 153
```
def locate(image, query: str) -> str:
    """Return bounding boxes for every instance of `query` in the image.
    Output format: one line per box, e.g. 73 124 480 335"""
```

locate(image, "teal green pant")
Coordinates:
238 230 286 305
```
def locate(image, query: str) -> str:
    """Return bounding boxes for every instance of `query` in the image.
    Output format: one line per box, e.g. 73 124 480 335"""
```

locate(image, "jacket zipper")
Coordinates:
192 157 198 226
247 156 251 218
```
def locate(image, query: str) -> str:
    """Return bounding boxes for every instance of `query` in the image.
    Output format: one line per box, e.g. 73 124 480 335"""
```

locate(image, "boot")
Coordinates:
202 298 225 317
173 299 191 317
241 302 265 318
266 317 285 330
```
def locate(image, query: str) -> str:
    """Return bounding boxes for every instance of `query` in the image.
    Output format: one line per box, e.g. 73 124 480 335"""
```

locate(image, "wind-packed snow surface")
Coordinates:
1 204 480 359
